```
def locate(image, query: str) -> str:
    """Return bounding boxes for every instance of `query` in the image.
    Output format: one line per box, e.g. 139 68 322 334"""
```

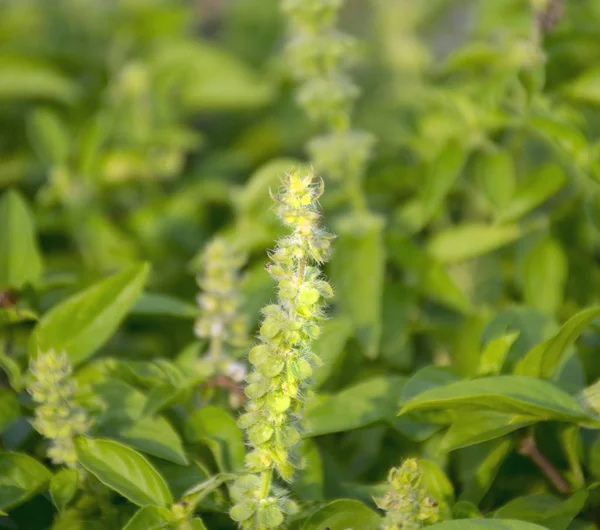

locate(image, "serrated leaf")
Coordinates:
400 376 590 422
300 499 380 530
0 452 52 511
50 469 79 512
0 189 43 290
515 306 600 379
74 437 172 507
427 223 521 264
331 213 385 359
30 263 150 365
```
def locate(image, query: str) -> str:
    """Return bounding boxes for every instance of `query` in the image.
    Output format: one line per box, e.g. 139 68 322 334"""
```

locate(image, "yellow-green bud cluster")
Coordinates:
230 170 334 529
27 350 91 467
195 237 247 351
376 460 440 530
282 0 375 183
230 476 298 529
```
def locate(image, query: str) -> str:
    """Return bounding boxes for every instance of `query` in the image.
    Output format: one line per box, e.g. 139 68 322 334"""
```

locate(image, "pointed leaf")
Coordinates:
74 437 172 507
50 469 79 513
331 213 385 359
427 223 521 264
0 452 52 511
515 306 600 379
30 263 150 365
400 376 590 422
123 506 175 530
301 499 380 530
0 189 43 290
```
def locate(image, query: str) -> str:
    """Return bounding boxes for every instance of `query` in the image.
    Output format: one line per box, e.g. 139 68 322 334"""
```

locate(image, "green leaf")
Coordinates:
123 506 175 530
312 316 352 387
50 469 79 513
0 57 77 102
400 375 590 422
0 452 52 511
564 67 600 106
522 238 567 314
185 406 245 472
493 491 588 530
27 108 70 166
149 41 273 111
473 149 516 210
499 165 567 222
74 437 172 507
0 388 20 434
427 223 521 264
440 411 536 452
30 263 150 365
291 439 324 501
331 213 385 359
301 499 380 530
130 293 198 319
422 141 465 220
0 189 43 290
515 306 600 379
191 518 208 530
478 332 520 376
152 460 210 501
387 234 471 313
0 352 23 391
457 437 513 505
305 376 407 436
428 520 549 529
420 459 454 517
115 416 189 466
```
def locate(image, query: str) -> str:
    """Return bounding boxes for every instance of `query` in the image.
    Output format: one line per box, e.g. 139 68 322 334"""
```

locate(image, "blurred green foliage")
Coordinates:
4 0 600 528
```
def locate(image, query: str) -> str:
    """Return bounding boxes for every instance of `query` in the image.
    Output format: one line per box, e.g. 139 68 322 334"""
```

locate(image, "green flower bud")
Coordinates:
260 318 281 339
27 350 91 467
298 287 320 305
230 502 255 522
249 423 274 445
258 358 285 377
236 171 334 527
296 304 313 318
306 324 321 340
237 412 258 429
259 504 284 528
291 358 313 380
267 393 291 414
281 426 301 447
246 379 270 399
249 345 270 366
